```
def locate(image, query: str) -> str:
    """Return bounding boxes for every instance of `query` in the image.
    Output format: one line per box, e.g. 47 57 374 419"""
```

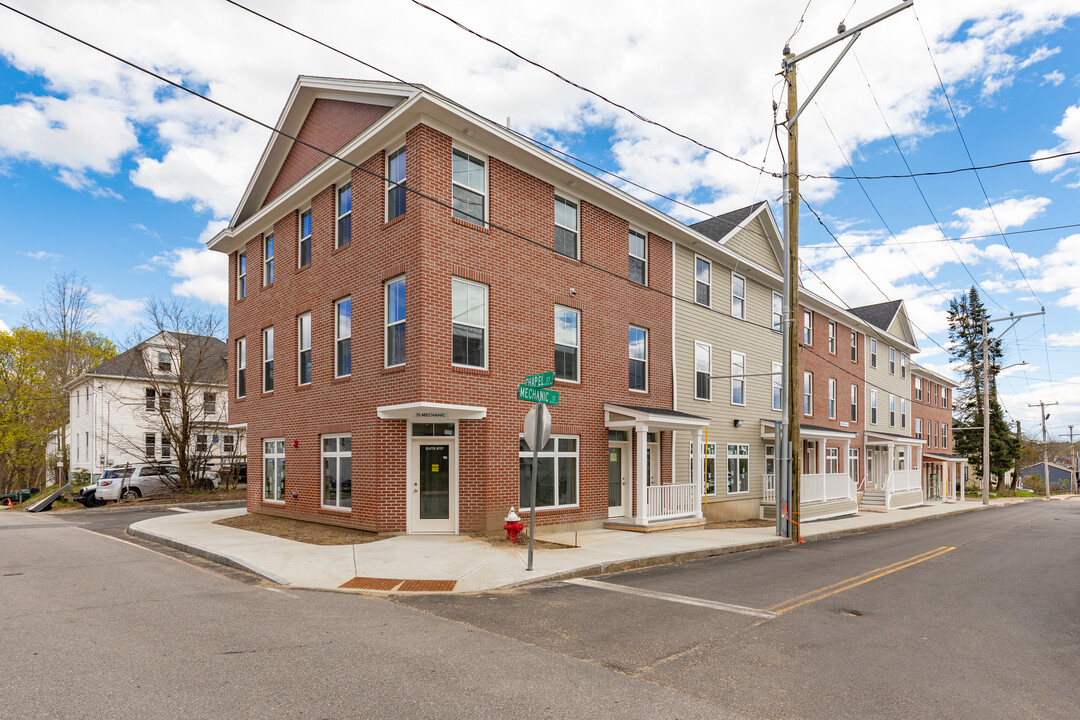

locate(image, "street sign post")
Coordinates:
517 385 559 405
517 372 558 570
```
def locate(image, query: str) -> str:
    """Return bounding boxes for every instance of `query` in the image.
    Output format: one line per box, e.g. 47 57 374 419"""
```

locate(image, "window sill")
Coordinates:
331 375 352 384
382 364 407 375
295 383 312 392
319 505 352 513
331 241 353 256
451 216 490 233
263 499 285 505
262 390 274 395
629 388 649 394
295 263 312 275
452 364 489 375
518 504 580 515
553 377 579 386
383 213 407 229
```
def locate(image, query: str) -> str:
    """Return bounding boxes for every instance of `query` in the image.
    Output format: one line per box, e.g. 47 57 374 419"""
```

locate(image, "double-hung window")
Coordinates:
161 436 171 459
850 331 857 361
263 438 285 502
629 326 647 391
629 229 647 285
203 392 216 414
848 448 860 483
828 378 837 419
262 327 274 392
554 306 579 382
236 338 246 398
828 322 836 353
731 273 746 319
900 398 907 428
772 292 783 332
850 384 858 421
337 184 352 247
160 391 171 411
803 310 813 345
942 424 948 448
237 252 247 298
900 352 907 378
916 418 923 439
299 210 312 267
196 435 208 453
695 342 711 401
726 444 749 494
889 394 896 426
386 277 406 367
336 298 352 377
518 435 578 509
772 361 782 411
943 388 949 408
803 371 812 415
870 339 877 368
694 257 711 306
889 347 896 374
263 234 274 285
145 433 155 459
870 390 878 424
158 352 171 372
731 351 746 405
554 196 578 259
298 312 311 385
826 447 840 475
387 146 406 220
933 422 939 448
452 149 486 224
452 278 487 368
321 434 352 510
145 389 156 410
916 379 923 401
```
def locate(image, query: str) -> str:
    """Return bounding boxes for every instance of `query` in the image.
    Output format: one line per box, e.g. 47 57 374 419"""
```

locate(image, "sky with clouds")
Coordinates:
0 0 1079 439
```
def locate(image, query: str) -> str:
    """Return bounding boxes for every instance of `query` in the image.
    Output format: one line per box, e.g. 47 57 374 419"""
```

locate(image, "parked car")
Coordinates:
72 484 106 508
95 464 220 501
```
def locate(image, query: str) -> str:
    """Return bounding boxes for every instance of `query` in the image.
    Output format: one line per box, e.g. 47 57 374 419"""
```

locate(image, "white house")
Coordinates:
60 332 244 478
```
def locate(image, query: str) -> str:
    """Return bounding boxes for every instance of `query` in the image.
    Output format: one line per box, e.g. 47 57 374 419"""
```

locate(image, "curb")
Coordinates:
63 499 247 515
127 520 291 586
800 501 998 542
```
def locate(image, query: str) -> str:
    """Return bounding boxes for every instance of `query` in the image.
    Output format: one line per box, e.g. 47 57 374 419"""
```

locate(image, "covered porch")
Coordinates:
923 453 969 502
760 424 859 522
602 404 709 530
862 431 925 510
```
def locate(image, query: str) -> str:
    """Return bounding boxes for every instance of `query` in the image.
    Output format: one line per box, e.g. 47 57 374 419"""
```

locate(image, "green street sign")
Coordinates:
521 372 555 389
518 384 559 406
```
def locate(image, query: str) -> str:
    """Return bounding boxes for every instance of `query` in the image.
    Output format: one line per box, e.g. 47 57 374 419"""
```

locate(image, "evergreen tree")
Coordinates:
947 288 1020 488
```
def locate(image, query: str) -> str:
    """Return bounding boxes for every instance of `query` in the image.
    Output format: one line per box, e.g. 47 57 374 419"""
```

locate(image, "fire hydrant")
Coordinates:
504 507 524 543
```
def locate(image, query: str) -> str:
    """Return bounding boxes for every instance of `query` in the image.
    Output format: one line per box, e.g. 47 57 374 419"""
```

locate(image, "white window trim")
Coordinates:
803 310 813 345
900 398 907 429
386 144 407 222
726 443 750 495
554 304 581 384
262 234 274 286
263 437 285 504
870 389 878 424
694 254 712 308
828 378 837 419
850 331 857 362
385 276 406 369
629 325 648 393
553 194 580 260
335 297 352 378
772 361 783 411
850 383 858 422
826 446 840 475
694 341 712 401
629 228 648 285
889 347 896 375
889 394 896 426
803 371 813 416
321 433 352 511
451 146 488 226
236 337 246 398
237 251 247 299
297 312 311 386
262 326 274 393
731 271 746 320
298 209 312 268
870 339 878 368
772 291 783 332
828 322 836 354
336 179 352 248
730 350 746 406
900 352 907 378
518 434 580 511
451 277 489 370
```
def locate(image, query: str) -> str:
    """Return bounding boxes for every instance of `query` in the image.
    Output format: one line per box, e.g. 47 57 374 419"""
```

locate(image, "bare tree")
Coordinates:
104 298 230 491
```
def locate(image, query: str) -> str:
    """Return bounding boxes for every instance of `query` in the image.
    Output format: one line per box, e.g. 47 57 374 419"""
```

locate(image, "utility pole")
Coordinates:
780 0 913 542
1028 401 1058 499
980 311 1044 505
1070 424 1077 494
1011 420 1021 492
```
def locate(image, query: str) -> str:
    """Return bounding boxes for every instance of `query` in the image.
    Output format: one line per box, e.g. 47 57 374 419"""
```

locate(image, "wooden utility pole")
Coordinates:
785 56 801 542
1070 424 1077 494
1010 420 1021 491
1029 401 1058 499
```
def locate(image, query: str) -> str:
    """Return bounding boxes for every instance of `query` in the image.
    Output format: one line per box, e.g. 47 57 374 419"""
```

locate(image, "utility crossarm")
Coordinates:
784 0 914 67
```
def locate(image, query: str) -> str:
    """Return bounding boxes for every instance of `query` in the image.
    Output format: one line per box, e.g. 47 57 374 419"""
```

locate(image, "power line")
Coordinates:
800 148 1080 181
911 8 1041 306
799 221 1080 249
407 0 774 177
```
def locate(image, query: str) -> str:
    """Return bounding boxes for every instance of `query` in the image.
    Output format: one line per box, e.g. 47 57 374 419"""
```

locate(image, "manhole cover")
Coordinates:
838 608 862 617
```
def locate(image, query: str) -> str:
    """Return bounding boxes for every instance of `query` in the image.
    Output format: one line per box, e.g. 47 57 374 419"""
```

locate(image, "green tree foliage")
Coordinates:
0 327 115 492
947 287 1021 486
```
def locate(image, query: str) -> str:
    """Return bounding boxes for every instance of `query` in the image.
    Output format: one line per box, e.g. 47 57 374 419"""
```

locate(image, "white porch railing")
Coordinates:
763 473 776 503
646 483 697 521
802 472 855 502
888 469 921 493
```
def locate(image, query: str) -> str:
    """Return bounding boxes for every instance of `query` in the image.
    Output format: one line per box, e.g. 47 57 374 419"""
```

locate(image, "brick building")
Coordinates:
910 362 964 500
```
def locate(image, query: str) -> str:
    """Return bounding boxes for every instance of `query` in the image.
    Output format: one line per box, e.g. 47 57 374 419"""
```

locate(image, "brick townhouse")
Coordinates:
910 362 964 500
208 77 728 535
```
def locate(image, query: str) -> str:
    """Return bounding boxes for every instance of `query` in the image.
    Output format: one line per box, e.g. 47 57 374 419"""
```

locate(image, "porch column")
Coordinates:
887 442 895 508
915 443 922 495
692 428 703 519
817 440 825 478
635 423 648 526
842 438 851 498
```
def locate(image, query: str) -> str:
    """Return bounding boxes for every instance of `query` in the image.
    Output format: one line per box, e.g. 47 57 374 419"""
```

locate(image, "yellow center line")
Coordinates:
764 546 949 611
773 547 957 614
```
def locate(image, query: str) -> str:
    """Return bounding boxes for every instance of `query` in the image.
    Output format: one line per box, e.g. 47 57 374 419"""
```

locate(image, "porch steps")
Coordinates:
760 497 858 522
860 491 887 510
603 517 707 533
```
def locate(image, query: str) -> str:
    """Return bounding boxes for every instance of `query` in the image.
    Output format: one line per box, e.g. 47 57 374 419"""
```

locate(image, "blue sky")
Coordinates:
1 0 1079 438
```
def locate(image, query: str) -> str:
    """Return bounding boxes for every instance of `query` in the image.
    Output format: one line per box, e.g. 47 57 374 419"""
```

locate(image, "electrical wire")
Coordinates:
799 221 1080 249
800 148 1080 181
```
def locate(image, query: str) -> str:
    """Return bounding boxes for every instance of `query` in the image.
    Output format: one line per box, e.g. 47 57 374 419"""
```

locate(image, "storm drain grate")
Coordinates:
339 577 403 591
397 579 458 592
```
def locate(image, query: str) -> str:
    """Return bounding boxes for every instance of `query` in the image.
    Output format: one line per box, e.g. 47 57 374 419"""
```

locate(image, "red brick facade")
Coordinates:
911 371 953 453
228 119 675 534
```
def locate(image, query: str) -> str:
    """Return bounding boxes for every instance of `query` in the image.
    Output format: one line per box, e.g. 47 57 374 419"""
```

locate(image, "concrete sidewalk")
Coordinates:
129 497 1034 593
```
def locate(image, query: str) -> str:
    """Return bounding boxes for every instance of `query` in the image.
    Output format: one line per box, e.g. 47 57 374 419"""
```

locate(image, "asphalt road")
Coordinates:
4 500 1077 719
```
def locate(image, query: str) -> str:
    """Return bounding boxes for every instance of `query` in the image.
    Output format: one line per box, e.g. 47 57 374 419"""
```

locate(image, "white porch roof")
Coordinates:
866 430 925 445
759 423 857 441
604 403 709 432
376 401 487 421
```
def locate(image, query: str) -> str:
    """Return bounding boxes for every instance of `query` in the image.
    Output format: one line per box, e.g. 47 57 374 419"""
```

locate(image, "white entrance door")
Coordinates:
608 442 630 517
411 439 455 533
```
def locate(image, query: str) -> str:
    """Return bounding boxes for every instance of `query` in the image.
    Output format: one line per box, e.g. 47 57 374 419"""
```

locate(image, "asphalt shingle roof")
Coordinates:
689 202 764 244
84 333 227 384
849 300 903 331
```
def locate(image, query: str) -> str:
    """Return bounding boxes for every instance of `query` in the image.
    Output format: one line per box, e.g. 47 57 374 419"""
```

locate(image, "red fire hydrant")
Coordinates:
504 507 524 543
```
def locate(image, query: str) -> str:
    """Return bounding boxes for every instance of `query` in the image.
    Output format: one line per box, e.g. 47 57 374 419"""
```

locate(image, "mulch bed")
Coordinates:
214 512 384 546
703 519 775 530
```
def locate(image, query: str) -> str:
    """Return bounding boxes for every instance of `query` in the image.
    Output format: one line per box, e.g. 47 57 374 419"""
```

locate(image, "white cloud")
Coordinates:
952 196 1050 237
143 229 228 306
20 250 61 261
1042 70 1065 86
1047 331 1080 346
0 285 21 305
1032 234 1080 309
1019 45 1060 68
1031 101 1080 173
88 292 144 326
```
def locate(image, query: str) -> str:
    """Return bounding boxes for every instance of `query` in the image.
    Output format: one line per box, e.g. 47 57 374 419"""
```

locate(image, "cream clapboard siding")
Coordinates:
864 331 913 434
672 235 783 510
720 216 783 276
